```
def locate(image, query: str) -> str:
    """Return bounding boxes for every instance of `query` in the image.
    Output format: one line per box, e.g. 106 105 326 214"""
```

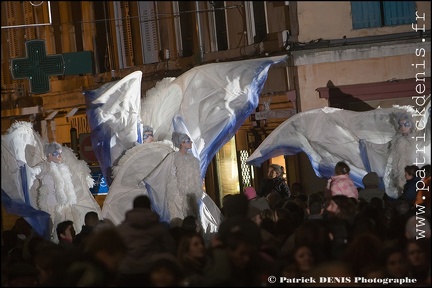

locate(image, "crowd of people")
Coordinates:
1 110 430 286
1 156 431 286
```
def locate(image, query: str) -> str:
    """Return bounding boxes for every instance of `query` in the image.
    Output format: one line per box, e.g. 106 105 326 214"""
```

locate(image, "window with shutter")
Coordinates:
351 1 416 29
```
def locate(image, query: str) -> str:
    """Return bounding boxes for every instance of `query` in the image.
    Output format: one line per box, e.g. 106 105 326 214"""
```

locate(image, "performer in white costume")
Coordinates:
383 113 419 199
1 121 102 242
33 142 102 242
160 132 203 220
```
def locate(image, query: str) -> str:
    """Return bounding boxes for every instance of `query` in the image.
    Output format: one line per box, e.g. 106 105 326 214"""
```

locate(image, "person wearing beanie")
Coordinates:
358 172 385 203
244 186 270 212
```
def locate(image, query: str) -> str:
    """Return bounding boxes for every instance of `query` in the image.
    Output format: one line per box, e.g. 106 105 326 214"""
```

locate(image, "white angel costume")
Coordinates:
1 121 102 242
382 133 418 198
32 144 102 242
165 151 203 219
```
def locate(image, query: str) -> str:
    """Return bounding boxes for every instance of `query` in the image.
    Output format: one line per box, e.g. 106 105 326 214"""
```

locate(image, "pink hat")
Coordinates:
244 187 257 200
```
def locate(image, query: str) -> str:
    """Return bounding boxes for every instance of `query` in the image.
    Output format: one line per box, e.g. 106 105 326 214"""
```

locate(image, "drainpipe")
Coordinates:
195 1 204 62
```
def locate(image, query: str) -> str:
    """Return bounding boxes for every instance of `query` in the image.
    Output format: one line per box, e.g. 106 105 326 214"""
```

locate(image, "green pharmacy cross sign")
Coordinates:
10 39 93 94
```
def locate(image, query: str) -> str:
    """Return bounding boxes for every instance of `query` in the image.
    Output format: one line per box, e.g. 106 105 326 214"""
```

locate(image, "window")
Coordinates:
138 1 159 64
351 1 416 29
176 1 194 57
245 1 268 45
213 1 228 51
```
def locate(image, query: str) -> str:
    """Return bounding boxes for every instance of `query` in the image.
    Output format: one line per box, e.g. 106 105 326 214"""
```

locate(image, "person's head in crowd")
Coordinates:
291 182 303 197
221 193 248 218
224 230 260 271
84 227 127 273
244 186 257 200
380 245 410 278
294 193 308 208
142 125 154 143
84 211 99 227
220 194 233 214
369 197 384 210
177 231 207 267
291 244 315 274
260 208 276 222
362 172 380 188
405 215 430 240
404 165 419 181
267 190 283 211
147 253 184 287
405 239 430 272
12 217 32 241
133 195 151 209
334 161 351 176
56 220 75 243
247 205 262 226
343 232 383 276
93 219 116 233
181 215 202 234
267 164 283 179
32 243 68 286
307 194 324 216
325 195 356 221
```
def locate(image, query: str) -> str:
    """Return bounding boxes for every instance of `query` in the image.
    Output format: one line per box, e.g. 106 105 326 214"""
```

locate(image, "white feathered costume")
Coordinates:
1 121 102 242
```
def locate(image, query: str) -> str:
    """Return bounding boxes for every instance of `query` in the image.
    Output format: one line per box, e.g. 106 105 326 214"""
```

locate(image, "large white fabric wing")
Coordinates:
1 122 49 238
85 71 143 184
247 97 431 191
141 55 288 178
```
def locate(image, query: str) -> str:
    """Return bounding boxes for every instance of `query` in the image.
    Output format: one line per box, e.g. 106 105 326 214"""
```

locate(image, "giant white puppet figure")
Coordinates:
247 95 431 199
84 55 287 234
1 121 102 242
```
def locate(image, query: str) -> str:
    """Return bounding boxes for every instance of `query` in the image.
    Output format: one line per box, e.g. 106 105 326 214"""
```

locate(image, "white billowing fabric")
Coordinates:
247 97 431 198
2 121 44 207
101 141 174 225
140 55 288 178
96 71 142 166
85 71 144 182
